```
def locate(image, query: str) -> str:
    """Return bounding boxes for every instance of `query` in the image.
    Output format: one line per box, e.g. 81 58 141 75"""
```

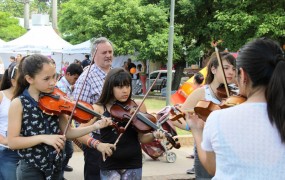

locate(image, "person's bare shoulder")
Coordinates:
182 86 205 110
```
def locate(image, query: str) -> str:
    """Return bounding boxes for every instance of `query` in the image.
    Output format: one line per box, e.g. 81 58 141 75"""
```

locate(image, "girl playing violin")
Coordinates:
0 64 20 180
8 54 112 180
77 68 164 180
182 52 236 179
187 38 285 179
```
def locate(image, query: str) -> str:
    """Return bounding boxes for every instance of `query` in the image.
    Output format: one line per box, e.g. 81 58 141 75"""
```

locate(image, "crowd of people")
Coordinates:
0 37 285 180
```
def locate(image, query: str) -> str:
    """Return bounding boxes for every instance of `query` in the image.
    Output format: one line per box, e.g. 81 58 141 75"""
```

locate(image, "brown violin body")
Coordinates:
39 88 125 133
216 83 239 99
194 95 247 121
38 88 97 123
110 99 157 133
220 95 247 108
110 99 181 149
194 100 222 121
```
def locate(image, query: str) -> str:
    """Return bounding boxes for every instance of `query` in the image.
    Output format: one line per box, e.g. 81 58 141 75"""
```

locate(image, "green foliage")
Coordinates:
59 0 169 63
208 0 285 51
0 11 26 41
0 0 50 18
0 0 24 17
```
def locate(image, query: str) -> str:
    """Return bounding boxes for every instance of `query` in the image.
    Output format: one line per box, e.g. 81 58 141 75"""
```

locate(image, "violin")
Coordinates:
136 112 181 149
194 95 247 121
110 99 157 133
193 46 247 121
110 99 180 149
38 88 124 133
216 83 239 99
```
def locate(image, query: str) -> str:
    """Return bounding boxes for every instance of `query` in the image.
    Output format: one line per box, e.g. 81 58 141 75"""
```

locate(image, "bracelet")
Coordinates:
185 123 190 131
87 137 99 148
91 140 101 150
86 137 93 148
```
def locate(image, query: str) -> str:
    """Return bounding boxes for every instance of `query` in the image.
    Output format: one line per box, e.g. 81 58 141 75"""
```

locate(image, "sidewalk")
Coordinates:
64 146 195 180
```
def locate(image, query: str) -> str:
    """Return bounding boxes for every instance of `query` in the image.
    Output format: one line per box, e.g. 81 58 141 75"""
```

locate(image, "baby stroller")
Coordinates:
141 106 182 163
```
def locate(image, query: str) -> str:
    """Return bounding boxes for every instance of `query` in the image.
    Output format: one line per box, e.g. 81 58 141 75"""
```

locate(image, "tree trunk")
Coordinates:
172 60 186 90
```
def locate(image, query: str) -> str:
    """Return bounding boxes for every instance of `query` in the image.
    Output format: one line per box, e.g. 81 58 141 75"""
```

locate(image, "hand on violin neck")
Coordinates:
152 130 165 140
185 111 205 132
93 117 113 130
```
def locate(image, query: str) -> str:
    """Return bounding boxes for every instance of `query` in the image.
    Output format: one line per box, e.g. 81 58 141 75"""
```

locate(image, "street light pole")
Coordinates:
166 0 175 105
23 0 30 30
52 0 58 30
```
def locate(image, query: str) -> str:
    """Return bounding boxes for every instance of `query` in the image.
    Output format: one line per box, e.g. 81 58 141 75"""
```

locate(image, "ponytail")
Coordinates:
14 56 29 98
266 59 285 143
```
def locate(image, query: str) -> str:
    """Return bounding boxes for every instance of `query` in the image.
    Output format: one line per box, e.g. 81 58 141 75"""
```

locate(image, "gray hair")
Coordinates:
90 37 114 57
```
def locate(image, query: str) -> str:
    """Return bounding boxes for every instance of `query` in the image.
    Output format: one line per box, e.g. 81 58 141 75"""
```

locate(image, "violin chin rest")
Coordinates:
42 110 54 116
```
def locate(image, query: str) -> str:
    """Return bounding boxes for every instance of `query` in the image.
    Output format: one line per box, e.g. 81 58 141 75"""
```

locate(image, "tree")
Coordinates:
208 0 285 50
59 0 171 59
0 11 26 41
59 0 285 91
0 0 50 18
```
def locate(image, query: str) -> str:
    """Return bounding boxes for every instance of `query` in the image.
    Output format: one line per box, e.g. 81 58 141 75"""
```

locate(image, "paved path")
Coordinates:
65 146 195 180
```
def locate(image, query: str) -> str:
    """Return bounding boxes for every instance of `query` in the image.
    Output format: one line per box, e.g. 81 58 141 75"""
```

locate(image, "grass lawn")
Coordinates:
134 97 191 136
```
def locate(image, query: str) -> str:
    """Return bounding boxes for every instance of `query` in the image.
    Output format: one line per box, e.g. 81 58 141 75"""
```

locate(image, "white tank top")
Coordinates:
204 85 220 104
0 91 11 137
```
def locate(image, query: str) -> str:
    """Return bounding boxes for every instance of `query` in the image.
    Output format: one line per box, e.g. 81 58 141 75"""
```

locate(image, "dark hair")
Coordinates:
85 54 89 59
194 72 204 85
10 56 15 60
237 38 285 143
14 54 52 98
96 68 132 105
49 58 56 65
205 52 236 84
91 37 113 57
0 63 18 90
66 63 83 76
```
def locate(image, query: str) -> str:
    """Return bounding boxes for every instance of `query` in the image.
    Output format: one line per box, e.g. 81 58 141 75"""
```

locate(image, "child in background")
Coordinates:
0 64 20 180
8 54 112 180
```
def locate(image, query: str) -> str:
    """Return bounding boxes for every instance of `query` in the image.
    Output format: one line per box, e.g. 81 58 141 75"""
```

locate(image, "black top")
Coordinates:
99 107 142 170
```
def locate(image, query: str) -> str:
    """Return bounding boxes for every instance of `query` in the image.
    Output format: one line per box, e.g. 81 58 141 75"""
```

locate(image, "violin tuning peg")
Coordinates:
175 138 179 142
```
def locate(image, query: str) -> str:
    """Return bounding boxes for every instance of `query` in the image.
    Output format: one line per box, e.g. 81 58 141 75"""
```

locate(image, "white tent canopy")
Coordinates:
0 26 72 53
62 39 92 54
0 39 5 47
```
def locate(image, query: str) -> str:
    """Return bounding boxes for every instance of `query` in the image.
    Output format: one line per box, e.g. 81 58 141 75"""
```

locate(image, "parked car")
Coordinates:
146 70 175 91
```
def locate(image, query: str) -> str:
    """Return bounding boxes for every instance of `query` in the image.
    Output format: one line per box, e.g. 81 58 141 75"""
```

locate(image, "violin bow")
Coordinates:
214 45 230 98
113 72 162 147
62 47 98 136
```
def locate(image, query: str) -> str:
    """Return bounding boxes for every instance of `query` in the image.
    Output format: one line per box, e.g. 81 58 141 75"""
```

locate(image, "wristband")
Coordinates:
185 123 190 131
90 139 101 149
87 137 98 148
87 137 93 148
